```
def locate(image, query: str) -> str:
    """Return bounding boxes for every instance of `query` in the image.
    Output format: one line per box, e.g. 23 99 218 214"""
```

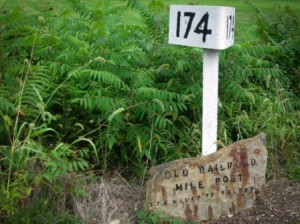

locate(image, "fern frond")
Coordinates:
9 64 52 121
104 5 128 16
244 0 264 19
225 80 256 104
0 7 38 29
243 44 280 57
133 87 189 121
64 34 88 49
154 114 173 130
65 0 102 21
127 0 158 32
47 61 69 77
108 53 130 68
73 69 129 90
48 17 65 32
72 95 116 112
148 0 165 14
135 87 186 103
0 97 14 112
131 69 155 88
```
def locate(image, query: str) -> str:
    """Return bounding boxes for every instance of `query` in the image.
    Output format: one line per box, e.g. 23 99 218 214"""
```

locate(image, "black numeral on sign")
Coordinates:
227 15 235 39
183 12 195 38
176 11 212 42
194 12 212 42
176 11 181 37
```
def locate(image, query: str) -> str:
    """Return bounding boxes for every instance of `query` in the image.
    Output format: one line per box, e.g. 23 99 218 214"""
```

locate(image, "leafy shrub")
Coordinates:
136 209 194 224
0 3 94 217
3 199 81 224
255 4 300 96
222 1 300 177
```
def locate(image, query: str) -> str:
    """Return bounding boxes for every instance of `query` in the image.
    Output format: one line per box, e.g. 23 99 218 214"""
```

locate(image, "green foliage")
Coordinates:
220 1 300 177
287 156 300 181
0 3 94 217
247 1 300 96
219 37 300 175
136 210 194 224
0 123 91 215
4 199 82 224
33 0 199 172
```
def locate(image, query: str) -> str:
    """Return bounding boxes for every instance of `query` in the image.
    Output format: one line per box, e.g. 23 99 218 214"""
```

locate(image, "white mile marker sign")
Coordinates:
169 5 235 155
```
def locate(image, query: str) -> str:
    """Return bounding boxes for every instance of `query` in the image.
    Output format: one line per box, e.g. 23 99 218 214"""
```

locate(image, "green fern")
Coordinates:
73 95 116 112
0 97 14 112
73 69 129 90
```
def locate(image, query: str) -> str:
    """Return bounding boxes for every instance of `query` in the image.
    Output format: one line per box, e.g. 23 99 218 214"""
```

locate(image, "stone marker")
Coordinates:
145 133 267 221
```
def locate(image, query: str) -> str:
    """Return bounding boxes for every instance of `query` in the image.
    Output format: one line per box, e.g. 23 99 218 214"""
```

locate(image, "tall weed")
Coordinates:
0 5 93 217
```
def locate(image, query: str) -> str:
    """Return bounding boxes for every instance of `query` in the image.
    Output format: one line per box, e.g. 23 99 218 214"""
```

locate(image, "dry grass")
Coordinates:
73 174 144 224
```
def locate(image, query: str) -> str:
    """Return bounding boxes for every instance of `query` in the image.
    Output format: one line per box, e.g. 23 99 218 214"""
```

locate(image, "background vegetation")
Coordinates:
0 0 299 222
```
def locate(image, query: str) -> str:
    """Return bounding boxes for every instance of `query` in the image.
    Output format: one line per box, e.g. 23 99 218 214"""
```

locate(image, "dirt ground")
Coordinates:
205 178 300 224
75 176 300 224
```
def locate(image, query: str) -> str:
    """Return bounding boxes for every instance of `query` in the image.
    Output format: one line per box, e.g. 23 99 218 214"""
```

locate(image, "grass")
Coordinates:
153 0 300 31
1 0 299 32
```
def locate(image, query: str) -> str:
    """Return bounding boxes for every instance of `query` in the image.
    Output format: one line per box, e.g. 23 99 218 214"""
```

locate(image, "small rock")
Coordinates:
109 220 120 224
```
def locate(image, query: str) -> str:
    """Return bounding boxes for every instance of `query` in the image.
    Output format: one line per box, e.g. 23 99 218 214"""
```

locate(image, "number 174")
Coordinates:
176 11 212 42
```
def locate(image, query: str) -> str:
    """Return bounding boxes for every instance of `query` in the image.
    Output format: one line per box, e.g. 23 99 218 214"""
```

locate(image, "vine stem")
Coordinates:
138 115 155 197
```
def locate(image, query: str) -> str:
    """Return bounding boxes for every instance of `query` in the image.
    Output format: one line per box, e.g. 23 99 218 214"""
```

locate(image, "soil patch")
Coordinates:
205 177 300 224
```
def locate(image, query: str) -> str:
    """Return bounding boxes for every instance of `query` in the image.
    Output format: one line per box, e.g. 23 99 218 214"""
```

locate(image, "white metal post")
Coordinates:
202 49 219 155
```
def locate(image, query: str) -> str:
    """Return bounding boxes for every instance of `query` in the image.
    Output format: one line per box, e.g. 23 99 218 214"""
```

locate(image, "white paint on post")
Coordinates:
202 49 219 155
168 5 235 156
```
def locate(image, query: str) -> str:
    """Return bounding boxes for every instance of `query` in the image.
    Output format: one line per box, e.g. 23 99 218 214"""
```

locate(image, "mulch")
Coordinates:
202 177 300 224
